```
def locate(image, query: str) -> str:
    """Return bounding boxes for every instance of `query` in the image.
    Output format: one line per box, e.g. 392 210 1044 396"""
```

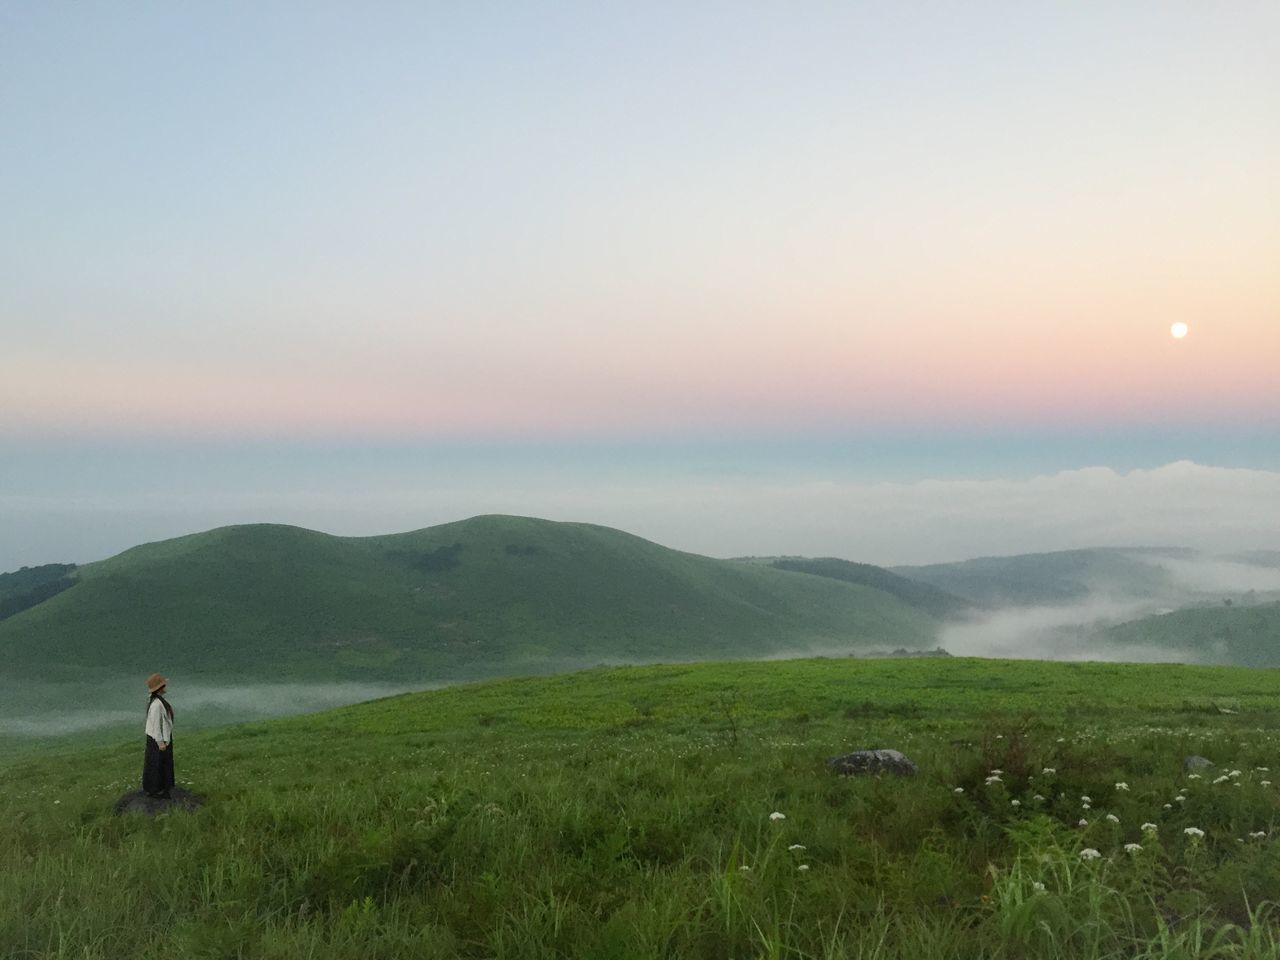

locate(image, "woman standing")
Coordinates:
142 673 175 799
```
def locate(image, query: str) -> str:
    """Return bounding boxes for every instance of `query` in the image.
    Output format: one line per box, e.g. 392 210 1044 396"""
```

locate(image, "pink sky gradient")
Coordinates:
4 307 1276 440
2 3 1276 443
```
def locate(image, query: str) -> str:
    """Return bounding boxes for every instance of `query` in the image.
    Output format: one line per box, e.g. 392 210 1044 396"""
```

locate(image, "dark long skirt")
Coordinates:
142 735 175 798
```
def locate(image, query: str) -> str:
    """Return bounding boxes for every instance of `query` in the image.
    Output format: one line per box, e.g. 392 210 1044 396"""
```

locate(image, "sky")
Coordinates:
1 2 1278 571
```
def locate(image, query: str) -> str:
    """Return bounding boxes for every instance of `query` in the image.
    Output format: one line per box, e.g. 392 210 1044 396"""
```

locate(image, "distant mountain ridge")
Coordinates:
764 557 970 619
891 547 1196 608
0 563 78 621
0 516 938 685
1099 602 1280 668
890 546 1280 666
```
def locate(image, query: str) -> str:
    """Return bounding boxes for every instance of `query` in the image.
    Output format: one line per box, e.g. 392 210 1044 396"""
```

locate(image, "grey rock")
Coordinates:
113 786 205 816
1184 755 1214 772
826 749 918 777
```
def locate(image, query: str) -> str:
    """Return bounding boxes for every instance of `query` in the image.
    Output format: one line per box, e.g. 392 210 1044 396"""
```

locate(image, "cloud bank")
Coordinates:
1 460 1277 570
629 461 1280 565
936 601 1186 663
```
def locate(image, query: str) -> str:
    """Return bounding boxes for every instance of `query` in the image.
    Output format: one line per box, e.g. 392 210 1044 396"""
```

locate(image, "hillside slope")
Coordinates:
1100 602 1280 668
892 547 1188 607
0 516 937 683
0 563 77 620
767 557 970 619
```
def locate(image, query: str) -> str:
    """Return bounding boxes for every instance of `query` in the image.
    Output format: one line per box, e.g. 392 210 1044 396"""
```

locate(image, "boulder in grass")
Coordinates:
113 786 205 816
1184 755 1214 772
826 749 918 777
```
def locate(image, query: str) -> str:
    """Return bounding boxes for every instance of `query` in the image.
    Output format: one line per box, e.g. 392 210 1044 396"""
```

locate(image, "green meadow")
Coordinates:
6 657 1280 959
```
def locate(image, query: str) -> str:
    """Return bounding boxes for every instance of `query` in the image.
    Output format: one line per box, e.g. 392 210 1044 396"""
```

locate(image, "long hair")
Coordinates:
148 690 174 719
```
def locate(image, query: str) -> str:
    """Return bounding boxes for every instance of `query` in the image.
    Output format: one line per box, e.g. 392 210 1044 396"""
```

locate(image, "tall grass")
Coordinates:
4 657 1280 958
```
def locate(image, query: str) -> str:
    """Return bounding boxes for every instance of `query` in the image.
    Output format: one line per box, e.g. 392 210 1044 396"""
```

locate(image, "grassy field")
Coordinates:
6 656 1280 959
0 517 937 687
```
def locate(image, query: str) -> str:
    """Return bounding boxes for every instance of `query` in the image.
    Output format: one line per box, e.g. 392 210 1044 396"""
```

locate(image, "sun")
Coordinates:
1170 322 1189 339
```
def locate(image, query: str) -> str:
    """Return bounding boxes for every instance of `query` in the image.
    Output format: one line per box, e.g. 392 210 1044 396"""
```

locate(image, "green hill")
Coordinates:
766 556 970 619
0 562 77 620
0 516 937 685
1100 602 1280 668
5 656 1280 959
892 547 1189 607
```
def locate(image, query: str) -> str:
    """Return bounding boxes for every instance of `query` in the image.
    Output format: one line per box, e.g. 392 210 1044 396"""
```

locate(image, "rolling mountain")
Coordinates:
891 548 1194 608
0 563 77 620
0 516 939 684
763 557 970 619
1099 601 1280 668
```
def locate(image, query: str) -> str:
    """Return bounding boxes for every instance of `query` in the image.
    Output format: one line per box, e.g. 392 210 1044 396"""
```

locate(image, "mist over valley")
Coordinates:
2 516 1276 738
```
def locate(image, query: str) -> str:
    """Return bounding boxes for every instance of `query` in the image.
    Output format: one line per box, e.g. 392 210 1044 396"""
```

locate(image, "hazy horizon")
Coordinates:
4 456 1279 573
3 3 1277 573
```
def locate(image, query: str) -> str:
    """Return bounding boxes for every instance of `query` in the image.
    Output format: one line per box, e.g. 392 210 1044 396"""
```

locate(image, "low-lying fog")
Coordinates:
937 601 1181 662
0 680 444 737
3 551 1276 738
936 551 1280 662
1155 557 1280 595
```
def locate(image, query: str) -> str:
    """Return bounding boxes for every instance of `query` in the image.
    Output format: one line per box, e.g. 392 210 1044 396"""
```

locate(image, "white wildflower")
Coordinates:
1229 770 1242 778
1082 803 1091 810
1263 781 1272 787
985 776 1003 785
1249 831 1266 840
990 769 1003 775
1011 799 1021 807
1042 768 1056 775
1187 774 1201 780
1213 775 1230 784
1141 822 1158 833
739 865 751 871
1105 814 1120 824
954 787 964 794
1080 848 1102 861
1124 843 1143 853
1175 795 1186 803
1032 881 1046 892
1183 827 1205 839
1163 804 1173 809
1115 782 1129 791
1081 795 1092 803
769 812 786 822
1033 794 1045 801
788 844 806 851
1078 819 1089 827
797 864 810 872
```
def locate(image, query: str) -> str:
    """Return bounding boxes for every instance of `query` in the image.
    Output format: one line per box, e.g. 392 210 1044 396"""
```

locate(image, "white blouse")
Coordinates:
145 698 173 745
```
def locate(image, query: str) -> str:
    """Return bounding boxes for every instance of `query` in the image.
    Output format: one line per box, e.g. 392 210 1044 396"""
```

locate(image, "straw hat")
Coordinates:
146 673 167 693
